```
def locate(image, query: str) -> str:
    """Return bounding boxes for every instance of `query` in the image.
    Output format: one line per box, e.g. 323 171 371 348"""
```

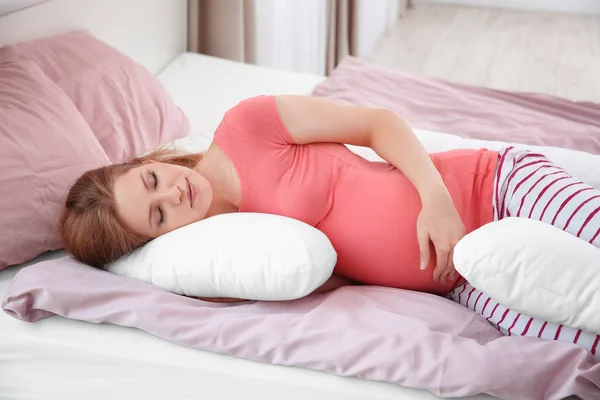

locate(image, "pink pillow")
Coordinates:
0 49 110 270
8 30 189 163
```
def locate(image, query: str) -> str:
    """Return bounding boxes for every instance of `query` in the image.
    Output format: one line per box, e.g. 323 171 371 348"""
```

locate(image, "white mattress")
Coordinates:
0 53 493 400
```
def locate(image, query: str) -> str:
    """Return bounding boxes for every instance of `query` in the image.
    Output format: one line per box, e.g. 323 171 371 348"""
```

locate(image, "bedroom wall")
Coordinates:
0 0 187 74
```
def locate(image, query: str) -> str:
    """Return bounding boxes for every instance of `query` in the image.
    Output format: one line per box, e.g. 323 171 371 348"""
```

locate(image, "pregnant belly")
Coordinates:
319 189 461 295
331 224 460 295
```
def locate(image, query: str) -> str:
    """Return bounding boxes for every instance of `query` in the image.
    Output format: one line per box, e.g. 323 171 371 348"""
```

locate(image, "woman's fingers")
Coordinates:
417 226 430 271
433 246 449 282
439 250 456 284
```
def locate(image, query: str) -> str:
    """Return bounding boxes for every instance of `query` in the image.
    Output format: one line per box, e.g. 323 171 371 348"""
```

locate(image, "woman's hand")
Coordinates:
417 190 466 284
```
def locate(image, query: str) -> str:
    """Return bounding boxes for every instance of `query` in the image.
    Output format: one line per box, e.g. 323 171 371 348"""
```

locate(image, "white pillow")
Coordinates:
345 129 600 190
108 213 337 301
453 217 600 334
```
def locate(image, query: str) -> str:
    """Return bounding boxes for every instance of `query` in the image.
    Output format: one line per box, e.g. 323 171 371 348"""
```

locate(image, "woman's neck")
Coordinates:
194 145 241 217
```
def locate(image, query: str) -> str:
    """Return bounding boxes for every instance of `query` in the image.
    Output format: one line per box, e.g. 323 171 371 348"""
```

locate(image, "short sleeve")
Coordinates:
218 95 295 147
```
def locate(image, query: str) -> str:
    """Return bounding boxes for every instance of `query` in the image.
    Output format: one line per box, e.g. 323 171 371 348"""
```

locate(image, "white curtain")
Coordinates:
188 0 405 76
352 0 401 58
251 0 328 75
326 0 403 73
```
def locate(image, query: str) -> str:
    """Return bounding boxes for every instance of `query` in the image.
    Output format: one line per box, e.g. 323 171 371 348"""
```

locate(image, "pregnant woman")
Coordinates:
61 95 600 356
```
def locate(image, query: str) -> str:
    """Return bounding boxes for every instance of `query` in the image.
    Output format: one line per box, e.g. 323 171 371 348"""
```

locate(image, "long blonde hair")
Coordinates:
60 149 203 268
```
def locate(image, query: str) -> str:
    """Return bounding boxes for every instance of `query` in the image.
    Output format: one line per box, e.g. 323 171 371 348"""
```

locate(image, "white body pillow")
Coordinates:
453 217 600 334
344 129 600 190
109 213 337 301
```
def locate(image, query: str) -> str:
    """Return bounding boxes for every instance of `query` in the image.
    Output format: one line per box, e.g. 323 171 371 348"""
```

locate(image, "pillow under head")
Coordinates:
109 213 337 301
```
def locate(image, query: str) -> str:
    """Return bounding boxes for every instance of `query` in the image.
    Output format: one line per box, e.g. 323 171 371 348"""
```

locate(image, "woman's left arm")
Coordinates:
275 95 465 284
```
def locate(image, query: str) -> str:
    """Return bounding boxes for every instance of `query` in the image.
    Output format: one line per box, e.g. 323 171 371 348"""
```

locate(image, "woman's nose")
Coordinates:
159 185 184 205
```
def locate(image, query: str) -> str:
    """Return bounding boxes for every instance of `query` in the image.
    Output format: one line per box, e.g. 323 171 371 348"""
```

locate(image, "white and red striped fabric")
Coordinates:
448 146 600 359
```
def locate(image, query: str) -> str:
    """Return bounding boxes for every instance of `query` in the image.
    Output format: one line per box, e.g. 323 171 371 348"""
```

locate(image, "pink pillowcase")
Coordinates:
0 49 110 270
8 30 189 163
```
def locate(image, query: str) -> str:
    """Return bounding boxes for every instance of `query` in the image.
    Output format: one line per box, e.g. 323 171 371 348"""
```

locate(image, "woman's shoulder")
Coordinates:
215 95 293 147
223 95 277 128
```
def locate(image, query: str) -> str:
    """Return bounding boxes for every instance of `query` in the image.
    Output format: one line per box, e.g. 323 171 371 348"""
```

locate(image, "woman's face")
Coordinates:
113 161 213 239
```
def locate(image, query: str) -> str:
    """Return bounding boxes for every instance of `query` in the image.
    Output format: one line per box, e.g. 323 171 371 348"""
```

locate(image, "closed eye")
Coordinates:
157 206 164 225
150 170 159 189
142 170 164 228
149 171 164 225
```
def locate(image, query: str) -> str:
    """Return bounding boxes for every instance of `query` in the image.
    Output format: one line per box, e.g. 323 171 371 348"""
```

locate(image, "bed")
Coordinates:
2 2 599 400
0 3 487 396
0 52 488 400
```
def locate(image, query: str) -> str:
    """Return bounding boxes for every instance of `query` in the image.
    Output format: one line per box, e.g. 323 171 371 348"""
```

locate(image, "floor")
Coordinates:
368 4 600 102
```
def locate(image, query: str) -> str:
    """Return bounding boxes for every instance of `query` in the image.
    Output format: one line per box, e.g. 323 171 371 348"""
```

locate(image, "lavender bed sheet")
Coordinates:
312 57 600 155
3 258 600 399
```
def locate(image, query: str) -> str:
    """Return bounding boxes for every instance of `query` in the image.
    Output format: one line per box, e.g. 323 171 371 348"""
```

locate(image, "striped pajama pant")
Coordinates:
447 146 600 359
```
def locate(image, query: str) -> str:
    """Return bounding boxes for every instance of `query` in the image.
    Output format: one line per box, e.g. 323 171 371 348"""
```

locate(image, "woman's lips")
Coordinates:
186 178 196 207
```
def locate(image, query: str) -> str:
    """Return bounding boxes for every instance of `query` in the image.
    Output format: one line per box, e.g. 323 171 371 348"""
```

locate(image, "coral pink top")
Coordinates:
213 96 498 295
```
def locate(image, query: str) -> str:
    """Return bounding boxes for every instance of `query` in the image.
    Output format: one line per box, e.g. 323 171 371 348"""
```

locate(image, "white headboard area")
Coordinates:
0 0 187 74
